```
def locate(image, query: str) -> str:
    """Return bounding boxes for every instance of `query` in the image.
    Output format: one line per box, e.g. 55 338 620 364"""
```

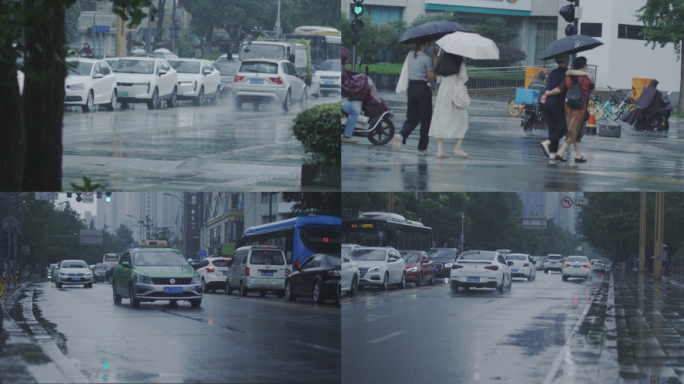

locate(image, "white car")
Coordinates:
310 59 341 98
590 258 605 272
562 256 592 281
233 59 307 112
53 259 94 288
111 57 178 110
195 257 232 293
169 59 221 106
450 251 512 293
103 57 120 68
341 243 360 255
604 260 613 272
505 253 536 281
65 58 117 112
350 247 406 290
340 251 359 296
544 254 564 273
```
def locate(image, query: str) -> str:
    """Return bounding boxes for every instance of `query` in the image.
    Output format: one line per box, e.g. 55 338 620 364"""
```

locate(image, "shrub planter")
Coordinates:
301 164 341 188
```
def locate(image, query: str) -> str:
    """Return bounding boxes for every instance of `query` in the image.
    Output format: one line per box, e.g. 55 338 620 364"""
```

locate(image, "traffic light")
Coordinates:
350 0 364 34
105 192 112 203
559 0 579 37
565 24 576 37
76 192 82 202
559 4 575 22
97 192 102 199
351 19 365 33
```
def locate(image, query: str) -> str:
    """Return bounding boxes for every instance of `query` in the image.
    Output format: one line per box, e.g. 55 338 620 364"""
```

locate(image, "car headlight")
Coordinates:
136 275 152 284
191 275 201 284
406 267 417 272
68 83 85 90
85 271 92 275
445 263 453 268
367 267 380 273
59 272 67 276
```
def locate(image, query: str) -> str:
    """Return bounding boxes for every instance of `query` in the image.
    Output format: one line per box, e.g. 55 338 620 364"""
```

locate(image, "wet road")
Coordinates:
342 270 606 384
342 91 684 191
26 281 340 383
62 95 338 191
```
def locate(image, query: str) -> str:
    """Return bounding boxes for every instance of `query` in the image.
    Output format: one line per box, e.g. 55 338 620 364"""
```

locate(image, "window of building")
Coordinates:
618 24 645 40
581 23 602 37
349 4 402 24
209 226 221 246
261 193 277 204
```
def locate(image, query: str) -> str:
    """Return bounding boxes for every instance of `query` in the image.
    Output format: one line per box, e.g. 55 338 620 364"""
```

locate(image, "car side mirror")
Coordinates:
93 73 104 79
121 261 130 268
289 53 295 63
204 69 212 76
158 70 167 76
507 261 514 267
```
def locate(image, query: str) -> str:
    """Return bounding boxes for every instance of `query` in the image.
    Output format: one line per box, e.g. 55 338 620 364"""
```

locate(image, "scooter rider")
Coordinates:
341 46 360 144
620 79 670 130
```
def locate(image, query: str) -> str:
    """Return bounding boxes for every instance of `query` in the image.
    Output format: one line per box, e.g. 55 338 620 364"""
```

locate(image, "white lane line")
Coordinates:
293 340 341 354
367 330 406 345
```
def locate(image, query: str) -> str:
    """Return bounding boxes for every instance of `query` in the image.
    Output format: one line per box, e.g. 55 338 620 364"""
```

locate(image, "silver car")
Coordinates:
53 259 94 288
233 59 307 112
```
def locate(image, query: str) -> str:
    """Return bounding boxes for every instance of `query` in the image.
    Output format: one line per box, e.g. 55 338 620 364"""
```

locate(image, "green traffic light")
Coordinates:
105 196 112 203
352 4 364 17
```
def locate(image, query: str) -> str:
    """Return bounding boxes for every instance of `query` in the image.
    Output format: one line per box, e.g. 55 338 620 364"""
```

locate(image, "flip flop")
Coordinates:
554 155 567 162
575 157 587 163
436 153 449 158
453 151 469 158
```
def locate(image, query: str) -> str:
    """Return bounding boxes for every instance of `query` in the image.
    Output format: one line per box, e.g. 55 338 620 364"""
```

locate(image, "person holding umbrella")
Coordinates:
393 37 435 155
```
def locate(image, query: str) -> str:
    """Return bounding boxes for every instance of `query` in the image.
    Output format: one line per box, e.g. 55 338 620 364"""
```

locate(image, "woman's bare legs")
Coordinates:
436 138 448 158
453 138 468 157
573 143 583 159
556 142 570 158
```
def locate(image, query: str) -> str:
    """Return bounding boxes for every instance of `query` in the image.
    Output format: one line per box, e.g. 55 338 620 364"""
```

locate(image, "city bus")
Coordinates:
235 215 341 267
285 26 341 67
342 212 433 252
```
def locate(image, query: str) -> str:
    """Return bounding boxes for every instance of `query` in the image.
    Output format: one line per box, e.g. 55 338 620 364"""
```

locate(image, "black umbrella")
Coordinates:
398 21 471 45
538 34 603 60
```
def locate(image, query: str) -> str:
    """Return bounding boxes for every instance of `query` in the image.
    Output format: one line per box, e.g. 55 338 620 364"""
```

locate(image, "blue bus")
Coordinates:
235 215 341 267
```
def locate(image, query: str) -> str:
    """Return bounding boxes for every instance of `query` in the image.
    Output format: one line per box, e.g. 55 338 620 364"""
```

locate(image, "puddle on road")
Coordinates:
498 314 567 356
32 289 69 356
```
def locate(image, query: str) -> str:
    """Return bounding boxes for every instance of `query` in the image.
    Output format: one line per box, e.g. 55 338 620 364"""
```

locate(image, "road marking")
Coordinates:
342 286 437 304
293 340 341 354
213 294 340 313
367 331 406 344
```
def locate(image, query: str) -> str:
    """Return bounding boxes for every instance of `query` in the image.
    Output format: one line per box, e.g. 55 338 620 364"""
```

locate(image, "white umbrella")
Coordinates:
435 32 499 60
154 48 171 53
131 49 145 54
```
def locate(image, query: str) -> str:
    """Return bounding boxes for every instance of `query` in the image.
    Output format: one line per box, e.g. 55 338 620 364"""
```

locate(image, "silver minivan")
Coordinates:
225 246 288 298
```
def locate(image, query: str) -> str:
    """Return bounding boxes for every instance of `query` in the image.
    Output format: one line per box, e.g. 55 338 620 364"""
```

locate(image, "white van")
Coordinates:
103 253 120 264
225 246 288 298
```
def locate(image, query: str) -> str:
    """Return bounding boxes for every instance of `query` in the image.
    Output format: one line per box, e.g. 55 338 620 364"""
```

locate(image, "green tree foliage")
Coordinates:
477 43 526 68
636 0 684 114
64 1 81 44
115 224 135 246
152 226 175 243
176 35 195 58
282 193 341 217
280 0 340 33
291 103 340 165
473 17 507 44
341 193 388 219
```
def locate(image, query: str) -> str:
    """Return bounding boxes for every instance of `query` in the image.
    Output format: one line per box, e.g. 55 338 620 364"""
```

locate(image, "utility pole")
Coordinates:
115 7 126 57
268 193 273 223
0 193 4 280
146 6 152 52
275 0 282 37
387 192 394 213
460 212 464 254
653 192 664 280
639 192 646 273
171 0 175 53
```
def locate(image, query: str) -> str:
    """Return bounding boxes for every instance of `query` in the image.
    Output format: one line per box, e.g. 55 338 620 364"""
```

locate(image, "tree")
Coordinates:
65 2 81 44
473 17 507 44
636 0 684 114
477 43 526 68
115 224 135 246
280 0 339 33
341 193 387 219
156 0 167 47
281 193 341 217
152 226 174 243
176 35 195 58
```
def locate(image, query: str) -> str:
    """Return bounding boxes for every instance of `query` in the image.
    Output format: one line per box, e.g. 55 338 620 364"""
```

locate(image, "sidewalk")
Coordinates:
548 271 684 383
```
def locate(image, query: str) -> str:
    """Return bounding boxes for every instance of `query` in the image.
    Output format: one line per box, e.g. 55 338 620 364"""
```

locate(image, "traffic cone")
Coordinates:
586 107 597 135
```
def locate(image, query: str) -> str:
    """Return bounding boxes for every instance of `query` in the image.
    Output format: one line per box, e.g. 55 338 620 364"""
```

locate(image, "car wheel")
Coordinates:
106 90 117 111
259 291 267 297
193 87 204 106
398 272 406 289
112 282 122 304
349 275 358 296
562 275 568 281
544 269 548 274
285 280 297 301
225 281 233 295
120 102 129 109
276 290 284 298
202 278 209 293
56 282 62 288
211 86 221 106
190 299 201 308
167 87 177 108
212 289 216 293
507 275 512 291
300 87 307 108
93 277 98 284
82 91 94 112
416 272 423 287
235 98 243 111
129 284 140 308
239 281 248 297
282 89 291 112
313 280 325 304
147 88 159 110
430 271 435 285
451 282 459 292
380 272 389 290
335 284 341 305
497 278 505 293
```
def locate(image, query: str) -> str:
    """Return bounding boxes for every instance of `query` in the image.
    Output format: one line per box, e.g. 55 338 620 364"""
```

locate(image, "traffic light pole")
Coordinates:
571 0 579 68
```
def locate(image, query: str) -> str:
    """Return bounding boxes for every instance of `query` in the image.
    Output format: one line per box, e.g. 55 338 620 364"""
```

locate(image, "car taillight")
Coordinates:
545 259 549 262
563 264 570 267
451 264 463 269
523 263 530 267
328 270 340 276
234 75 244 83
484 266 499 271
207 265 215 272
269 76 283 85
584 265 591 268
245 267 250 276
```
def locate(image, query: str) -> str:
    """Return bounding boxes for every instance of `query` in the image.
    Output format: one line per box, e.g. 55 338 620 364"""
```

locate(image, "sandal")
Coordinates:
554 155 567 162
453 150 469 158
436 153 449 158
575 157 587 163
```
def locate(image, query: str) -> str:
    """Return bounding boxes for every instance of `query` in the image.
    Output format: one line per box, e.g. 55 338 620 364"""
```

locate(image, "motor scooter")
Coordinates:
633 91 673 132
341 67 395 145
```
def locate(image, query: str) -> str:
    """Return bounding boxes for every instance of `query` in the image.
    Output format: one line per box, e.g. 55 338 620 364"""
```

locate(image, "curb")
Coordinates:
597 272 619 384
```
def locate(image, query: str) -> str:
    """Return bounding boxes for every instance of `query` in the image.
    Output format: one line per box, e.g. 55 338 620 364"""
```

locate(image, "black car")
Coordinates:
105 265 115 284
93 263 114 283
285 253 341 304
427 248 460 278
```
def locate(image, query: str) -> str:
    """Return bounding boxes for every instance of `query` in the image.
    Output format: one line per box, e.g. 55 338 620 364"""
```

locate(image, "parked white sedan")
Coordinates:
65 58 117 112
169 59 221 106
350 247 406 290
450 251 512 293
505 253 536 281
562 256 592 281
111 57 177 110
340 251 359 296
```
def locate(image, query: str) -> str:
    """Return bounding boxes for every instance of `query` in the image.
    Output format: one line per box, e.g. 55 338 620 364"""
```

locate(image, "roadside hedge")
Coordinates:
291 103 340 166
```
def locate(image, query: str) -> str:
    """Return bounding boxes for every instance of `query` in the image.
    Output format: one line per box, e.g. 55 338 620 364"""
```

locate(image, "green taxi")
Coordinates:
112 240 203 308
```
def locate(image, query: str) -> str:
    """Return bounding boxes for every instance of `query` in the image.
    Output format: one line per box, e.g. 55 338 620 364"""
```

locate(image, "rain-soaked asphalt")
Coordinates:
62 95 339 191
342 91 684 191
25 280 340 383
341 269 606 384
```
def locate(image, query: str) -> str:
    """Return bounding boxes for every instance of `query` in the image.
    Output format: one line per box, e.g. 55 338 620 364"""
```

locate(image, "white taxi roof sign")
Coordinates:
137 240 167 248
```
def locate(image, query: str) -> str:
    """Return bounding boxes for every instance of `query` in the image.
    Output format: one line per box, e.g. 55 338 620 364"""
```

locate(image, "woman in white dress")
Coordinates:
428 52 470 158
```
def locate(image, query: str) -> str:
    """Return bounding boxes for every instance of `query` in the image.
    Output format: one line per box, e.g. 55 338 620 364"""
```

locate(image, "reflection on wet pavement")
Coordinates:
500 314 567 356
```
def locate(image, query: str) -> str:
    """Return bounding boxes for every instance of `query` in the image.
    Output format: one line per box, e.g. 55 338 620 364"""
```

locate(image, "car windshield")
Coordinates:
428 249 456 259
250 250 285 265
240 61 278 74
112 59 155 74
215 63 239 76
133 251 189 266
169 60 200 74
459 253 496 261
350 249 386 262
566 257 588 263
241 44 286 61
67 61 93 76
61 262 88 268
211 260 230 267
506 255 527 261
342 245 353 254
326 255 341 266
320 60 341 71
401 252 420 263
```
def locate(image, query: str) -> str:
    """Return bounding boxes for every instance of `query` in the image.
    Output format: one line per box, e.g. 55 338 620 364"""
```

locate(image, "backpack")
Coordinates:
565 76 586 109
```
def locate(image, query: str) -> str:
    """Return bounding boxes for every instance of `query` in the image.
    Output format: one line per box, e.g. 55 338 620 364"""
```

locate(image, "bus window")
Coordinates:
299 228 340 254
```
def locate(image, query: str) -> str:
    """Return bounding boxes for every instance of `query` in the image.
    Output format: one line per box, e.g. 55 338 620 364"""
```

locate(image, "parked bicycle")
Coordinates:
600 86 621 120
587 94 604 120
612 87 637 120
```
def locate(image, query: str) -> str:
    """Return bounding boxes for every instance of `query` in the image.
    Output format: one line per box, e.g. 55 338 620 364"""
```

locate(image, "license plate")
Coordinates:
261 271 274 277
434 269 439 272
467 277 479 282
324 81 334 85
250 79 264 84
512 269 518 273
164 287 183 294
223 271 227 275
118 91 128 96
72 277 81 281
573 266 580 268
551 262 556 264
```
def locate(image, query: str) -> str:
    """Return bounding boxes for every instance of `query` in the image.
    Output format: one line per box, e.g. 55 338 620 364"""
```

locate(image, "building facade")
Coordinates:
199 193 245 258
243 193 296 231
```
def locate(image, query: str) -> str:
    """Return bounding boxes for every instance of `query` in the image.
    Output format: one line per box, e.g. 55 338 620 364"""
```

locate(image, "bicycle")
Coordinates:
612 87 637 120
508 98 523 117
600 86 621 120
587 94 604 120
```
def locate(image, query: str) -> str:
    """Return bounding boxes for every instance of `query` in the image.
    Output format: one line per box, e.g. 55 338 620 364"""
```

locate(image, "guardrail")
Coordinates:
466 64 598 91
